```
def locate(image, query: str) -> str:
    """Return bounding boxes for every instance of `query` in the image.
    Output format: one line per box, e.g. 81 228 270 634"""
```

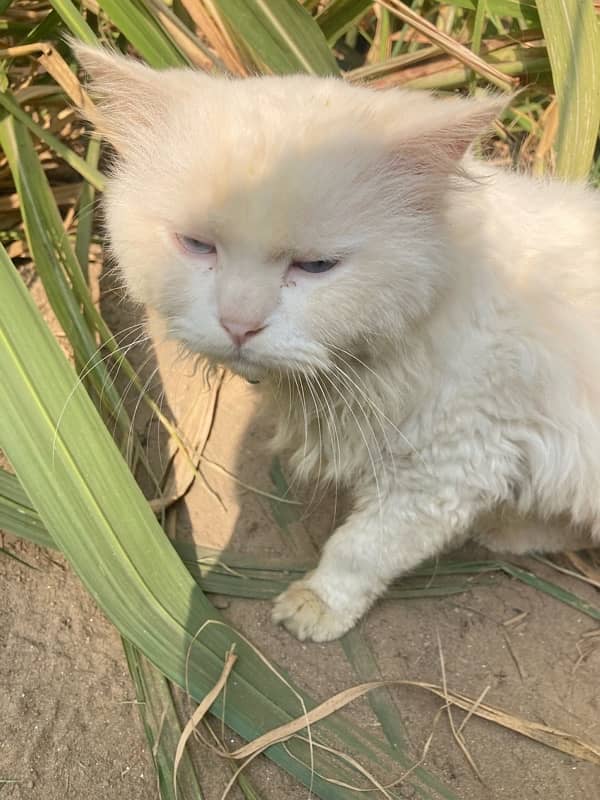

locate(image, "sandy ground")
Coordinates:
1 273 600 799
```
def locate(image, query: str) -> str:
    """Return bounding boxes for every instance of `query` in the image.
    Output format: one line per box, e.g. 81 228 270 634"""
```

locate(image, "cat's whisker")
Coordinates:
316 362 385 534
298 373 330 517
308 371 342 529
99 330 152 405
326 342 401 397
292 372 310 493
283 371 294 434
110 349 157 444
98 336 154 439
153 385 169 475
52 323 149 462
319 362 394 573
326 346 429 473
126 364 161 467
326 358 399 486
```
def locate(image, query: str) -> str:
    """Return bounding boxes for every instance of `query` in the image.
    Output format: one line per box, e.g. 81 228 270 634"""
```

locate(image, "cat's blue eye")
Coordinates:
176 234 216 255
292 258 338 274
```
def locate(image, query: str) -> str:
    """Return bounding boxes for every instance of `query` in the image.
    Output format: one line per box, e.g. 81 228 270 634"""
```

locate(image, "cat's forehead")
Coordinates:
187 75 372 161
153 77 389 251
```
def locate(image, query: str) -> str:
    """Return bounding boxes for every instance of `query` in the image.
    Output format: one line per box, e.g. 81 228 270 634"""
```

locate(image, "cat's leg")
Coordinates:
273 451 518 641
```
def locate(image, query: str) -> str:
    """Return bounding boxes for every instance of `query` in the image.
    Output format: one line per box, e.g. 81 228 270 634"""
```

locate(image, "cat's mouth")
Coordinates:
224 345 324 382
227 355 265 382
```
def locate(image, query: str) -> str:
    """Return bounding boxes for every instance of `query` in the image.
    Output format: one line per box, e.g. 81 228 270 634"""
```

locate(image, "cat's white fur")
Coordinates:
76 45 600 641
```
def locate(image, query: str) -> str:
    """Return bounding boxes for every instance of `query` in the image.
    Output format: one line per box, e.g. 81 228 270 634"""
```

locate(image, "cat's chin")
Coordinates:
226 358 266 383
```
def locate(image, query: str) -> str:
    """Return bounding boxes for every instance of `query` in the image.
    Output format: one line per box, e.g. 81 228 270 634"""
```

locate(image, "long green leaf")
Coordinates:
500 562 600 621
444 0 539 22
401 49 550 92
0 90 105 190
537 0 600 179
0 116 121 417
0 114 172 487
96 0 189 67
211 0 339 75
123 640 205 800
75 137 102 278
0 469 51 548
316 0 372 44
48 0 98 45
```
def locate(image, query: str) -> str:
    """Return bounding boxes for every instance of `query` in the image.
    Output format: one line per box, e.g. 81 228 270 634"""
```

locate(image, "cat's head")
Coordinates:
75 44 505 381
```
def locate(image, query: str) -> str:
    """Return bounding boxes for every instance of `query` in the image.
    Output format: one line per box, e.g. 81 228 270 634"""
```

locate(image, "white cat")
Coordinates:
76 45 600 642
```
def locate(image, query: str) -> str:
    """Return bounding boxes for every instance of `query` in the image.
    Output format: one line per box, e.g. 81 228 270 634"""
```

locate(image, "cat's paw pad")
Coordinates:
272 582 351 642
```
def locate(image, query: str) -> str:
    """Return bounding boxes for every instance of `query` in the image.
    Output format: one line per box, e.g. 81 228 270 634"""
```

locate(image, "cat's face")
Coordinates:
77 46 503 380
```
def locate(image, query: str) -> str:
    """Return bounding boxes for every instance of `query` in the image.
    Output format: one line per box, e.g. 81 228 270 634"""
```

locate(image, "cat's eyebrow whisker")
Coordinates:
274 365 283 393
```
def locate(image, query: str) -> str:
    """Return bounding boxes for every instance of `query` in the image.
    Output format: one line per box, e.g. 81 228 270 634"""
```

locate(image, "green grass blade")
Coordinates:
315 0 371 44
443 0 539 22
0 116 125 421
537 0 600 179
96 0 189 67
75 137 102 276
47 0 99 44
1 457 204 797
211 0 339 75
0 469 52 549
499 562 600 621
0 91 105 190
0 115 168 484
21 8 63 45
401 50 550 92
123 640 205 800
341 632 408 750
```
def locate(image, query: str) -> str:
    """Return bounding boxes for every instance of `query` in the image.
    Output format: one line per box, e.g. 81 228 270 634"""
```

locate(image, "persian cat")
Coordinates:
75 44 600 641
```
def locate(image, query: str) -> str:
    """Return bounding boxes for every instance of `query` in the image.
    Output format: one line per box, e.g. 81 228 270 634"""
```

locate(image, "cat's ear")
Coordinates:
70 40 172 153
398 93 509 174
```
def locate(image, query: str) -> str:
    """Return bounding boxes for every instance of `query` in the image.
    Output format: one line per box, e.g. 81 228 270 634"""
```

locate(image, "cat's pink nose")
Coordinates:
220 317 266 347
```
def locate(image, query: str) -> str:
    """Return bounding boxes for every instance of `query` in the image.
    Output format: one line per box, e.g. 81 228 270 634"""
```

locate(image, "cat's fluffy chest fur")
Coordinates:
75 43 600 641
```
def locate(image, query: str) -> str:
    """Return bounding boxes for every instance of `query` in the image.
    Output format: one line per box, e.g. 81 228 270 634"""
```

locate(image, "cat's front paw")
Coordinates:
272 581 353 642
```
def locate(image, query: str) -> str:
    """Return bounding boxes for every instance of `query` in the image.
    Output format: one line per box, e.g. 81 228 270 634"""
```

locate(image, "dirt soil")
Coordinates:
1 273 600 800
